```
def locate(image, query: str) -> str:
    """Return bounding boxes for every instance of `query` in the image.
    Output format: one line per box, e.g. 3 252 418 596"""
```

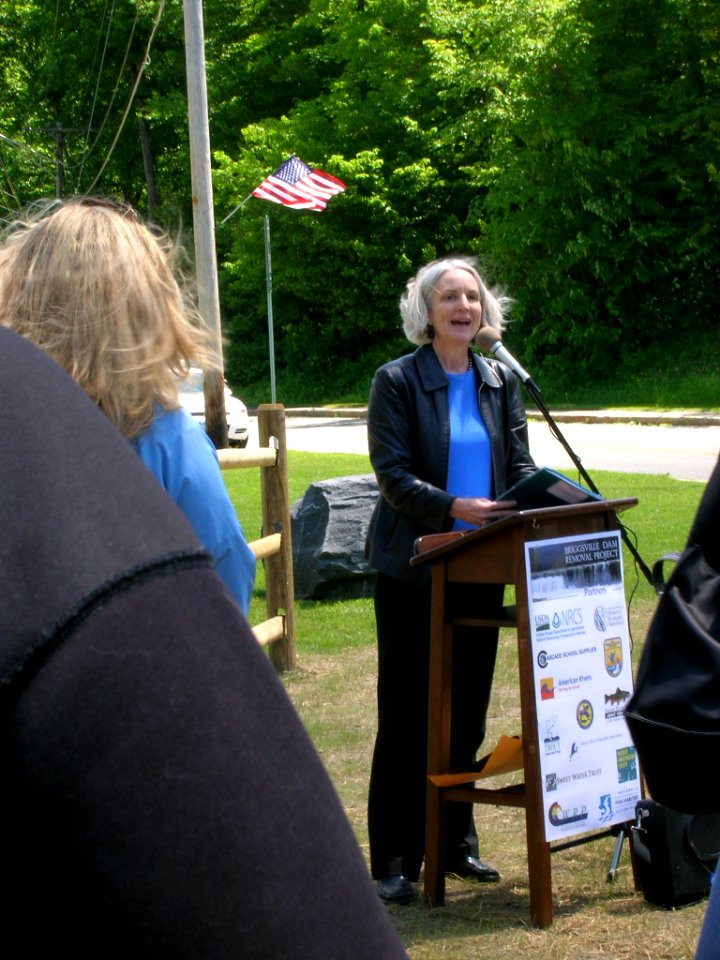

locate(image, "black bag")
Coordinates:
632 800 720 908
625 544 720 815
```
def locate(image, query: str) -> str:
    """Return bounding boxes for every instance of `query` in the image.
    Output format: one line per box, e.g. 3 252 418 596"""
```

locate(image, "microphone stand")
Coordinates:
520 376 655 588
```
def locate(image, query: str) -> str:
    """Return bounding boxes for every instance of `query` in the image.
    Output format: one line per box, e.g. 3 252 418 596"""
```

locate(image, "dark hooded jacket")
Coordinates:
0 327 408 960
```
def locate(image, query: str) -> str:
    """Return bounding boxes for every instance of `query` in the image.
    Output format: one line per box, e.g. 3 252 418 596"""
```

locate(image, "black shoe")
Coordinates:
377 874 414 904
447 856 500 883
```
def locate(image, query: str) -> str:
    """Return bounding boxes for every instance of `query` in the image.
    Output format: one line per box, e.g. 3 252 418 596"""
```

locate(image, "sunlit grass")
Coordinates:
223 456 708 958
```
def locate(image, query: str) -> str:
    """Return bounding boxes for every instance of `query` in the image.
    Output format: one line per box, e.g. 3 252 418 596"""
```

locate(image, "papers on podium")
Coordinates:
499 467 603 512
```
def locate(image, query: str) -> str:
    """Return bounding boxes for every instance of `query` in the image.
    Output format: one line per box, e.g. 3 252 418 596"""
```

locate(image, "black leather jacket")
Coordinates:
365 343 537 581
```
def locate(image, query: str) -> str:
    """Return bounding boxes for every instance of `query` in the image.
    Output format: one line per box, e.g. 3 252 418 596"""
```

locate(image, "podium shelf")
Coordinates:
453 604 517 629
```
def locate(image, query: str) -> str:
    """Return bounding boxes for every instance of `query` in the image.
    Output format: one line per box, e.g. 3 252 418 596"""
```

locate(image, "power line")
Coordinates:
0 132 54 167
39 0 62 107
79 0 117 183
0 141 22 211
66 0 139 183
77 4 139 184
85 0 165 194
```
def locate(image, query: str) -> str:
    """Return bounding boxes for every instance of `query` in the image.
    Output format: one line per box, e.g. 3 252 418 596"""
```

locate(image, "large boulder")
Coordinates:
290 474 378 600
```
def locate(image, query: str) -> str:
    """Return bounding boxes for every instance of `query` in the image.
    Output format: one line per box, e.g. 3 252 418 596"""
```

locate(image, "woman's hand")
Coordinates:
448 497 518 527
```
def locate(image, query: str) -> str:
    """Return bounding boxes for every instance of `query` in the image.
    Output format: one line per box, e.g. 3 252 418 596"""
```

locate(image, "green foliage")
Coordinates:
0 0 190 213
480 0 720 387
215 148 420 402
213 0 510 398
539 326 720 409
0 0 717 406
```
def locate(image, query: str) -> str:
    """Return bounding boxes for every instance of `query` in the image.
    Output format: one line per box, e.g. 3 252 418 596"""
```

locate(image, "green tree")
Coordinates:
0 0 187 213
214 0 513 401
2 0 717 404
479 0 720 387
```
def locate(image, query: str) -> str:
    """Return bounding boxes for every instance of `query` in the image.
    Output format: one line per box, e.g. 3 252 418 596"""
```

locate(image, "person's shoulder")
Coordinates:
374 347 423 380
371 355 414 403
142 406 218 460
152 405 203 436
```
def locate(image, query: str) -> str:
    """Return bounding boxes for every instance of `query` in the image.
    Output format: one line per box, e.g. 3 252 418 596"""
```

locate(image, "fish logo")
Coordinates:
604 687 630 706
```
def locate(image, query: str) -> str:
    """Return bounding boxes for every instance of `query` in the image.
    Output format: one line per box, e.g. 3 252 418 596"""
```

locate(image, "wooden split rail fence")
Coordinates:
217 404 297 673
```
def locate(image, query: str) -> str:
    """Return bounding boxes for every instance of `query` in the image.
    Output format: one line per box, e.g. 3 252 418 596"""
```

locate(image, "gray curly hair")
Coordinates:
399 256 511 346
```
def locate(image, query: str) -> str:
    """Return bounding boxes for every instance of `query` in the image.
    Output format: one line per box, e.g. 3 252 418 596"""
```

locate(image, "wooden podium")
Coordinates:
411 498 637 928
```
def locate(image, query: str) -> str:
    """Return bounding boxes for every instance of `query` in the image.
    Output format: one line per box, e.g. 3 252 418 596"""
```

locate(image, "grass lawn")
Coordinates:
225 451 709 960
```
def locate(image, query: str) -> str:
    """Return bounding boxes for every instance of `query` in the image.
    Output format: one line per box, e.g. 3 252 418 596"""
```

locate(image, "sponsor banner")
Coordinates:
525 531 641 842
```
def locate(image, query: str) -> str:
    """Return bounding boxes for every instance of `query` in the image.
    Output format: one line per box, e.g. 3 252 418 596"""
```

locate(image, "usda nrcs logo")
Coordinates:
535 613 550 632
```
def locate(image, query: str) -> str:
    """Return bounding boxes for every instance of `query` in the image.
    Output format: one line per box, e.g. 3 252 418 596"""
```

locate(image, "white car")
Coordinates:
178 367 250 448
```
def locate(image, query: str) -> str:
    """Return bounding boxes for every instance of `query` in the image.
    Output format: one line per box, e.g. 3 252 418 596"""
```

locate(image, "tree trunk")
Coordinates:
138 114 160 217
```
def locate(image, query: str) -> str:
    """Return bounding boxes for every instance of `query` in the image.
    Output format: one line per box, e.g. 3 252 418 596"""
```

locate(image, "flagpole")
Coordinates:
219 193 253 225
263 214 277 404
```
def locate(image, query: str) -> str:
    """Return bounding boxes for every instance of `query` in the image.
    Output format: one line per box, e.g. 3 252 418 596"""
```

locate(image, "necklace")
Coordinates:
433 345 474 374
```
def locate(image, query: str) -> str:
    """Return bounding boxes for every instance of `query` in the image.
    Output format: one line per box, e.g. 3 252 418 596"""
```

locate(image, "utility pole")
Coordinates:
182 0 227 448
40 122 83 198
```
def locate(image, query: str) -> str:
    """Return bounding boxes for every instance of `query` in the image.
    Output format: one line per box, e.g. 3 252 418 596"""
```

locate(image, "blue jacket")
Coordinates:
365 344 537 581
133 407 256 613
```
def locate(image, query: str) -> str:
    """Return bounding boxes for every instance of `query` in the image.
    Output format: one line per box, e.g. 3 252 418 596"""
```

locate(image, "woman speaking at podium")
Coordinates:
365 256 537 904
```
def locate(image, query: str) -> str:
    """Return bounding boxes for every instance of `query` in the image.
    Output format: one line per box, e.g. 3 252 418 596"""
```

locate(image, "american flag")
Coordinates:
252 155 346 211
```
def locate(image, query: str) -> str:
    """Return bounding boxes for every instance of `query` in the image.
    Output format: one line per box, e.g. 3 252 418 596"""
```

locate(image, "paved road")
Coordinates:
248 412 720 484
525 419 719 483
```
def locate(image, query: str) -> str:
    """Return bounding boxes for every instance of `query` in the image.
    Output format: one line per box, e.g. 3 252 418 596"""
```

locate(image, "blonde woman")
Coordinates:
0 197 255 614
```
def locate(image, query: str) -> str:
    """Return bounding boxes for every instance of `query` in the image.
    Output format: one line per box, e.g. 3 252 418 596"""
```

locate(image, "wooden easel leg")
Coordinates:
424 782 446 905
527 834 553 928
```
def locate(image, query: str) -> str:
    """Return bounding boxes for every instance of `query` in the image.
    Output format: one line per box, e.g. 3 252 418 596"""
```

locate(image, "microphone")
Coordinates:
476 328 654 587
475 327 534 386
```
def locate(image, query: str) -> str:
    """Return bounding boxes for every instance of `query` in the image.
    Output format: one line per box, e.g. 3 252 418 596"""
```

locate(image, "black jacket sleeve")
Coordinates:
367 358 455 530
6 571 408 960
687 455 720 570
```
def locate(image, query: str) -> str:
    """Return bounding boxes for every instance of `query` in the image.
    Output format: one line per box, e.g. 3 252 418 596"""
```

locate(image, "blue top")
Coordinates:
132 407 256 614
446 370 492 531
